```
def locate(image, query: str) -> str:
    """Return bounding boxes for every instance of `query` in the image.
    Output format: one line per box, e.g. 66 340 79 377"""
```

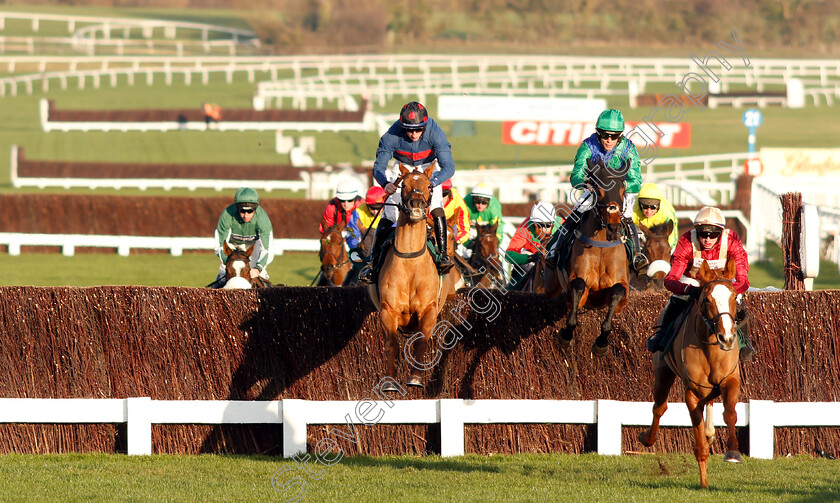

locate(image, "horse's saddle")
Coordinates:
661 308 692 354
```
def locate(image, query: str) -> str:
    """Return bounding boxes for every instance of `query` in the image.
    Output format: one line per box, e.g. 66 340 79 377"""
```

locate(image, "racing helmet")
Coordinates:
400 101 429 130
365 186 387 206
470 183 493 199
529 201 556 224
693 206 726 230
234 187 260 211
335 179 359 201
595 109 625 133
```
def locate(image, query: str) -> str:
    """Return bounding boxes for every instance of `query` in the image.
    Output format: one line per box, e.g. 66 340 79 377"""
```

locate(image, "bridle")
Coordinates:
320 231 349 284
695 279 738 350
394 171 432 218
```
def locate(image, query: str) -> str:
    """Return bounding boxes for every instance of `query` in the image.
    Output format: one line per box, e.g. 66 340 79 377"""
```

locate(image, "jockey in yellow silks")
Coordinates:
632 182 679 249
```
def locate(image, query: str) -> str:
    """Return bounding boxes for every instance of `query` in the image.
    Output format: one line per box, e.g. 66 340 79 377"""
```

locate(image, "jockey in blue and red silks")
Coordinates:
358 101 456 284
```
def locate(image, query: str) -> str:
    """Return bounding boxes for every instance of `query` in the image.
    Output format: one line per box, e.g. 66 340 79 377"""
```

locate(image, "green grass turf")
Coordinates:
0 452 838 503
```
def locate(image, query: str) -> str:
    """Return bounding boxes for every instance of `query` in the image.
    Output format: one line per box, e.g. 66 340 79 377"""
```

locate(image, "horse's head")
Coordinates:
639 221 673 290
695 258 739 351
319 223 348 285
398 162 434 222
586 158 627 235
223 241 255 289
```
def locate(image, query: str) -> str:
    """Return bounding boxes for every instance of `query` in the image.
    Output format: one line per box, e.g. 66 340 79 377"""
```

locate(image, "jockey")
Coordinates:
358 101 456 284
463 182 504 248
440 179 471 251
645 206 755 361
209 187 274 288
632 182 679 249
545 109 647 272
504 201 561 290
319 179 362 234
347 186 388 255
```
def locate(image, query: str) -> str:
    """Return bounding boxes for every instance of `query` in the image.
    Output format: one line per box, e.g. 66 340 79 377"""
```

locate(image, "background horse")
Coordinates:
638 259 742 488
318 221 351 287
221 242 271 289
367 162 458 390
631 221 673 291
467 223 505 288
543 159 629 356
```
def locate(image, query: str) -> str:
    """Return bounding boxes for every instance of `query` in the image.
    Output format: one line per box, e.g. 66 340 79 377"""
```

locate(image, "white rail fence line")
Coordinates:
0 397 836 459
0 233 319 257
0 54 838 102
0 11 256 42
0 35 256 57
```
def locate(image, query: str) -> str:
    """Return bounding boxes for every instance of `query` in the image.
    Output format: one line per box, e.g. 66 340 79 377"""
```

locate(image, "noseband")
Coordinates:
697 279 738 349
394 171 432 216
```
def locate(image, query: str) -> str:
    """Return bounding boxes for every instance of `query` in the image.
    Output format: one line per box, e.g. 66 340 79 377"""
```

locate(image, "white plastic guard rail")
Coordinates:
0 234 319 257
0 397 836 459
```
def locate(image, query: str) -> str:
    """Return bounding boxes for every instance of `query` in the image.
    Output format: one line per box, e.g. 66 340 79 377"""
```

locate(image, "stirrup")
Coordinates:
358 264 375 284
437 256 454 274
632 253 649 271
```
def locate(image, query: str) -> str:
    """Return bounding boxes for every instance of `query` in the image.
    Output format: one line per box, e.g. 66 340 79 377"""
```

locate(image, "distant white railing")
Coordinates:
0 233 319 257
0 11 255 42
1 54 838 103
0 35 256 57
0 397 836 459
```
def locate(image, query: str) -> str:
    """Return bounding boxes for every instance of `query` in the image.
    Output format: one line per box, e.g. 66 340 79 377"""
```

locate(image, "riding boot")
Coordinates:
545 209 583 268
646 296 686 352
625 219 649 271
432 209 454 274
358 218 394 284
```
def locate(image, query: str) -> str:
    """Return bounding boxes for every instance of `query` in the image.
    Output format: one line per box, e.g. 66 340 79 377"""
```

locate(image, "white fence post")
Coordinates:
596 399 623 455
126 397 152 455
282 399 307 458
439 399 465 457
748 400 775 459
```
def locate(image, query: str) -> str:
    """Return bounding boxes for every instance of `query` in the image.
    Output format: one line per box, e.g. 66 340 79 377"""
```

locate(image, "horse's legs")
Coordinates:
379 305 401 386
406 305 437 388
686 391 711 488
638 359 676 447
721 377 743 463
593 283 626 356
559 278 586 347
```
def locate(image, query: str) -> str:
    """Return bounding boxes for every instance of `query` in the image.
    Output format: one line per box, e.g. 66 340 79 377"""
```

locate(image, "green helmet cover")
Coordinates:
234 187 260 205
596 109 625 132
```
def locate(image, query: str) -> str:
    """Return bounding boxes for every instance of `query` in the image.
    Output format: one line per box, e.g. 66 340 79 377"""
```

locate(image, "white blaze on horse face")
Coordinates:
710 283 736 343
232 260 248 278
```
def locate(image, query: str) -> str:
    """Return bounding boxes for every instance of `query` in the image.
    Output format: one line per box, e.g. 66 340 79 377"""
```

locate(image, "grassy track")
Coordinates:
1 452 838 502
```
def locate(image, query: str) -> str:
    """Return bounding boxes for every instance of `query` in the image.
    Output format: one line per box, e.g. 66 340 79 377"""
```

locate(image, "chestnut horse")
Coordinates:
467 223 505 289
318 221 351 287
638 259 742 488
543 159 629 356
631 221 673 291
222 242 271 289
367 163 458 391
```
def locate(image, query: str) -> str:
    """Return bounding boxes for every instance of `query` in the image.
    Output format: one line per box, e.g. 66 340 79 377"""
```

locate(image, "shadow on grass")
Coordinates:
338 455 502 474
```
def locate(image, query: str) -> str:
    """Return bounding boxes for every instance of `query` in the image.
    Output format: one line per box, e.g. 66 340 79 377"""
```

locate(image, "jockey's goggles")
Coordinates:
640 203 659 211
239 208 255 214
442 188 452 197
533 222 552 229
597 130 622 141
402 125 426 133
473 197 489 206
368 203 383 211
697 230 721 239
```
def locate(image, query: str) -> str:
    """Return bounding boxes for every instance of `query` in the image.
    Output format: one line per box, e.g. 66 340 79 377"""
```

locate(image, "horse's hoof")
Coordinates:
724 451 742 463
592 342 609 357
637 431 653 447
380 382 399 393
406 376 424 388
557 334 572 349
